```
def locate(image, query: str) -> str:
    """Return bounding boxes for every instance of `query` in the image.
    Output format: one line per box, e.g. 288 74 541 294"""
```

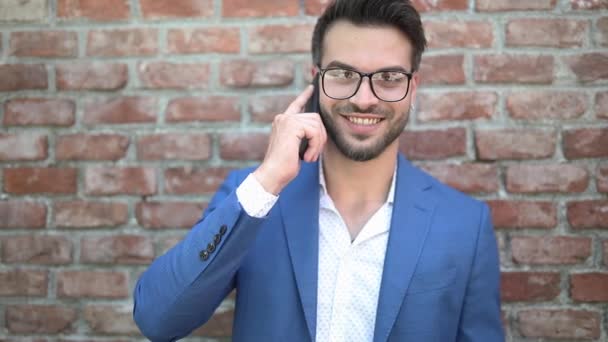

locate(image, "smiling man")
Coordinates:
133 1 504 341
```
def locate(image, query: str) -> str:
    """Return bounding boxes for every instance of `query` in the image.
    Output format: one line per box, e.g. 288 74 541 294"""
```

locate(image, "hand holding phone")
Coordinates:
299 74 320 160
253 81 327 195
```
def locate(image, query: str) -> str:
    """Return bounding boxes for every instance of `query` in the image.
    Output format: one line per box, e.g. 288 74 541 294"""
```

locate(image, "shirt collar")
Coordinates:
318 155 397 206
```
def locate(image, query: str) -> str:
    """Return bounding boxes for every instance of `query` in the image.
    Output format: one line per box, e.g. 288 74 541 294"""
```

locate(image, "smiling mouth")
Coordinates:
342 115 384 126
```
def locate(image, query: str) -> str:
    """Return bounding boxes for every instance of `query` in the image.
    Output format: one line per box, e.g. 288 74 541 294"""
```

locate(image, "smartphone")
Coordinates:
299 74 320 160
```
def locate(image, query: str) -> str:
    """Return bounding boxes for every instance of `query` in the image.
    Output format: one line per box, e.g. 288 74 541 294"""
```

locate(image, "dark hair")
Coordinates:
311 0 426 72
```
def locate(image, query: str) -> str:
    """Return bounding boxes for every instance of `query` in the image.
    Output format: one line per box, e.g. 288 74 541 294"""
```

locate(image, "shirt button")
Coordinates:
220 225 227 235
207 243 216 253
199 250 209 261
214 234 221 245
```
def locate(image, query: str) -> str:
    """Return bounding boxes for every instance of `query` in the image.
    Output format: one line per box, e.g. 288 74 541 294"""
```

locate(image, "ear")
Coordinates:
311 66 318 78
409 73 420 106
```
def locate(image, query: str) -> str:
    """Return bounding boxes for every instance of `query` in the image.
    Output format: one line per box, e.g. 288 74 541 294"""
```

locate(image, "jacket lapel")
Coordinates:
373 155 437 342
280 161 320 341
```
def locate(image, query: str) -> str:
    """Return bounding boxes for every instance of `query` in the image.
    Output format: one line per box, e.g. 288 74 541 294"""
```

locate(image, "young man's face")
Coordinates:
318 20 418 161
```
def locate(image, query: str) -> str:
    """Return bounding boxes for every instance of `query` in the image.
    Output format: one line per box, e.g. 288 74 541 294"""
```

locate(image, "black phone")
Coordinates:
299 74 320 160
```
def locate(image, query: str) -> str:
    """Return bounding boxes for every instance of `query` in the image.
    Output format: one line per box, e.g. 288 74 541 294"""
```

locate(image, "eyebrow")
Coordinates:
324 60 411 73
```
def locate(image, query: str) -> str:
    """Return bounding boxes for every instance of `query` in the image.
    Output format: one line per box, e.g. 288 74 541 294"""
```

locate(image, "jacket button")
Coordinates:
199 250 209 261
214 234 221 245
207 243 216 253
220 225 227 235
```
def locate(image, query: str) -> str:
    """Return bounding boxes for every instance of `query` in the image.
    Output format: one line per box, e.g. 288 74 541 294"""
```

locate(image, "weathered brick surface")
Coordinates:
0 2 605 341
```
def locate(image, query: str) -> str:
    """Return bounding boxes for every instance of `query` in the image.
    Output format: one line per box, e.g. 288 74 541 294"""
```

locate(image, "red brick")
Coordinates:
487 200 557 229
167 96 240 122
476 0 556 11
85 167 156 196
53 201 129 228
84 305 141 335
1 235 72 264
507 91 586 120
10 31 77 57
571 0 608 10
56 62 127 90
0 64 47 91
412 0 468 12
0 201 46 229
138 61 209 89
418 55 465 85
0 270 48 296
168 28 240 54
598 164 608 193
564 53 608 83
6 305 77 334
0 133 47 161
475 129 556 160
87 29 157 57
140 0 212 19
417 91 497 122
223 0 298 17
221 59 294 88
399 128 466 160
58 0 129 21
165 167 232 194
563 128 608 159
137 133 211 161
518 309 600 339
4 168 77 194
511 236 591 265
597 17 608 47
3 98 75 126
0 0 48 22
250 95 297 123
56 133 128 161
501 272 560 302
136 201 205 229
506 164 588 193
81 235 154 264
474 55 554 84
506 19 587 48
83 97 157 125
424 21 494 48
567 200 608 229
192 309 234 337
220 132 269 161
570 273 608 302
249 24 313 54
57 271 128 298
597 92 608 119
304 0 329 15
420 163 498 194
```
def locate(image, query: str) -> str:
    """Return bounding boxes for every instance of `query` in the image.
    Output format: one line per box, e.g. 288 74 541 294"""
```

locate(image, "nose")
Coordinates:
349 77 379 110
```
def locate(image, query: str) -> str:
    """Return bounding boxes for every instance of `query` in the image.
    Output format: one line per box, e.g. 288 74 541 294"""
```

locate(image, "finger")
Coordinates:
284 85 314 115
299 121 324 162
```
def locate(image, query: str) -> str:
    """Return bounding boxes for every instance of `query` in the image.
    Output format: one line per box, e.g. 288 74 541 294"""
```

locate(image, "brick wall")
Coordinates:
0 0 606 341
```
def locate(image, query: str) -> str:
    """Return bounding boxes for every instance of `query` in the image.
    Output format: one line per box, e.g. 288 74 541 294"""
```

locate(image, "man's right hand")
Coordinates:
253 85 328 195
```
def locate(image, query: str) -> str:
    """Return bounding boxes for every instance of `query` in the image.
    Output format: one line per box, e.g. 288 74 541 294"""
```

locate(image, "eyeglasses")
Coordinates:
318 66 413 102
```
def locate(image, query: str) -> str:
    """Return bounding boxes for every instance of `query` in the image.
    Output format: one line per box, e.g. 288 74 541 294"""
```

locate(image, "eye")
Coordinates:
326 69 358 80
377 72 406 82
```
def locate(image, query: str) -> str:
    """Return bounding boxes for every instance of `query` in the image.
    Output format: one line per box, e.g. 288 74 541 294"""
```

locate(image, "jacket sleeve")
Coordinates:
456 203 505 342
133 170 266 341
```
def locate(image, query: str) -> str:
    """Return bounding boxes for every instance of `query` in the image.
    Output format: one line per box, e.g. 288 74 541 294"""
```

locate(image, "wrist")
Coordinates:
253 167 284 195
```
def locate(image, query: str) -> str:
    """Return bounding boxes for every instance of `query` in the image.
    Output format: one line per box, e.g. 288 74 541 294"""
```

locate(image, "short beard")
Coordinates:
320 102 409 162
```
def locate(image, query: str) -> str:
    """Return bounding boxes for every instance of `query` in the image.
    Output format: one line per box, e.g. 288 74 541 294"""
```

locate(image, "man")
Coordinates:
133 0 504 341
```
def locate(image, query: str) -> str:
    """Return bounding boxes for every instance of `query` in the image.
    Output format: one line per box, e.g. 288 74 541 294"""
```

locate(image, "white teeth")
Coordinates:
347 117 381 125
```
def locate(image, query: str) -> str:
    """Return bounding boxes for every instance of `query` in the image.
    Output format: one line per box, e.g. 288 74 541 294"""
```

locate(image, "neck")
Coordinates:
322 140 397 205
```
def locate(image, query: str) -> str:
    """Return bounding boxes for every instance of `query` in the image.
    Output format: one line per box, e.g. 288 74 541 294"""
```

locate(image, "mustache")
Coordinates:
334 103 392 117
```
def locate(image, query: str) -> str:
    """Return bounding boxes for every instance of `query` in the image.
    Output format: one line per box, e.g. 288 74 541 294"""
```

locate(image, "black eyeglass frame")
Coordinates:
317 65 414 103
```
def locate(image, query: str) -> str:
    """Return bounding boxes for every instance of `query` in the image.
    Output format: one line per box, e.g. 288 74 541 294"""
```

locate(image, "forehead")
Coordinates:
321 20 413 72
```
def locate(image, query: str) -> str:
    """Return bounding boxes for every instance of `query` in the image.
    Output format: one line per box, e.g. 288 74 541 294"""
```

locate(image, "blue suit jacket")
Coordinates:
133 155 504 341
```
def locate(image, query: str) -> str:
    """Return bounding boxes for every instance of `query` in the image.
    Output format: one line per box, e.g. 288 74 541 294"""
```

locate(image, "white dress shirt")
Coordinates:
236 160 396 342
